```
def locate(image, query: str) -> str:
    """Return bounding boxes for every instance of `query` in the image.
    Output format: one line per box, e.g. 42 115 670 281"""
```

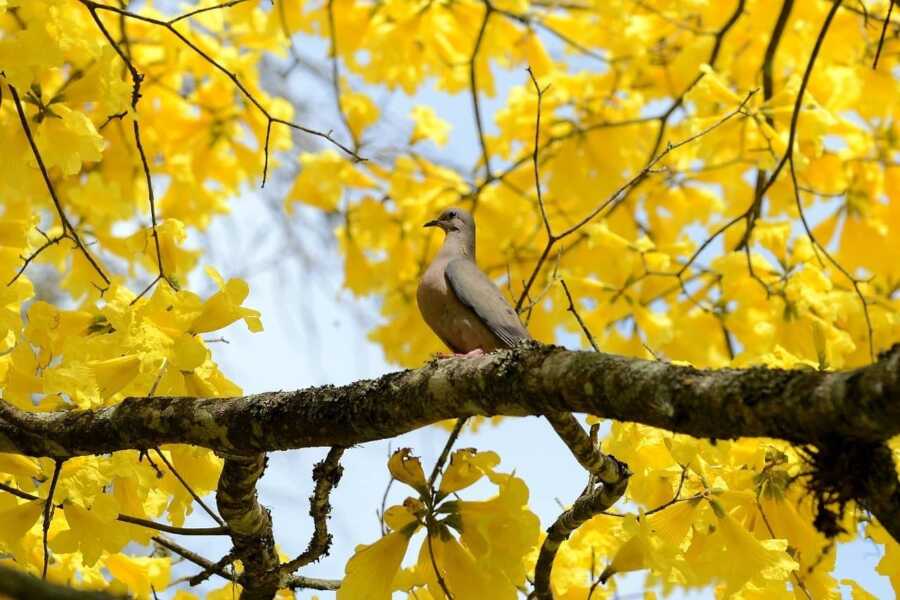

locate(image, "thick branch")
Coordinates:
2 343 898 460
531 470 629 599
216 454 280 600
544 411 619 483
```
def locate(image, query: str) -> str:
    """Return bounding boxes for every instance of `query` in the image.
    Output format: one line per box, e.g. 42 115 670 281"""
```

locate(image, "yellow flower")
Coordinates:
437 449 499 497
598 515 654 583
383 498 424 532
89 355 142 400
338 527 416 600
705 505 799 595
388 448 428 494
415 527 516 600
105 554 170 600
444 472 539 587
343 90 379 140
285 150 375 213
189 267 262 334
0 453 41 482
51 495 140 566
410 106 451 147
0 498 43 555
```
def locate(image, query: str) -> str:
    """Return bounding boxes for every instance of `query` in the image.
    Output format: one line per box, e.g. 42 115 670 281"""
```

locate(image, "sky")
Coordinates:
153 4 892 598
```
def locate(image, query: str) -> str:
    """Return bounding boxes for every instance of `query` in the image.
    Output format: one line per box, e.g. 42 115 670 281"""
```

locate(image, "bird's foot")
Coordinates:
433 348 485 359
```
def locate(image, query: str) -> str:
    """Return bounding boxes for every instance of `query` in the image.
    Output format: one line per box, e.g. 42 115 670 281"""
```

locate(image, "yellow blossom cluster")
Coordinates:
0 0 276 594
338 448 540 599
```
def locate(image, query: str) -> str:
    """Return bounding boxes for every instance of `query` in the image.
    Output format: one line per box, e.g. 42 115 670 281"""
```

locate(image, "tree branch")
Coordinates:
2 342 898 455
279 446 344 577
3 341 898 542
530 467 630 599
544 411 619 483
215 454 280 599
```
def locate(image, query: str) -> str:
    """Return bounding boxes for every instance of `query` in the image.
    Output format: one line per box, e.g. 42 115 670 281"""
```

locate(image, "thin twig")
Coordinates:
168 0 248 25
130 120 174 302
0 481 41 502
757 499 814 600
527 66 552 239
559 279 599 351
1 481 222 535
426 524 453 600
428 418 468 492
42 460 64 579
469 4 494 183
8 233 65 286
280 446 345 574
117 514 229 536
872 0 896 69
9 87 109 287
153 536 237 582
153 448 226 527
326 0 358 151
188 551 236 587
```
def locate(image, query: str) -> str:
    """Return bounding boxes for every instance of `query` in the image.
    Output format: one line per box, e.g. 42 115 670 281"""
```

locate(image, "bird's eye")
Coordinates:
447 211 457 219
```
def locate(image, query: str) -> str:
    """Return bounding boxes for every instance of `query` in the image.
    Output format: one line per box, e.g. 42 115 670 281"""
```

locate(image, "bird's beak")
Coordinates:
423 219 440 228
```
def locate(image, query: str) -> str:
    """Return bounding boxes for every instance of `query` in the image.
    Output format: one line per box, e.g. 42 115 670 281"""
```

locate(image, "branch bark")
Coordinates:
531 472 629 599
2 342 898 458
216 454 280 599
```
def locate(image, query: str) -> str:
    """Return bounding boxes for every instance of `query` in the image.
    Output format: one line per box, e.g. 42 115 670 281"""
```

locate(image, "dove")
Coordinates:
417 207 530 355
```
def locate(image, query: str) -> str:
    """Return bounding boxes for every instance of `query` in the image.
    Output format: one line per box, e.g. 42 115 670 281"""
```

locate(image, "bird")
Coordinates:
417 207 530 356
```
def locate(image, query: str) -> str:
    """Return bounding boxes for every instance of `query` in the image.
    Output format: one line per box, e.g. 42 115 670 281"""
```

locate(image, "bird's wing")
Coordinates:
445 257 530 348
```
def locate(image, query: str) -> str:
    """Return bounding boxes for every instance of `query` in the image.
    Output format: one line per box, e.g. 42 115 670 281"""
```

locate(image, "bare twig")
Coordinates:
428 417 469 492
280 446 345 575
153 535 237 583
9 86 109 287
168 0 248 25
426 524 454 600
872 0 896 69
559 279 599 351
527 66 552 239
116 514 229 536
42 460 64 579
188 551 236 587
0 480 225 536
756 499 814 600
8 232 65 286
470 4 494 183
153 448 226 527
326 0 358 152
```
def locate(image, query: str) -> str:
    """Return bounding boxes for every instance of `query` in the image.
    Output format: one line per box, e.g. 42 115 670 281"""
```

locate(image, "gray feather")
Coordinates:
445 258 530 348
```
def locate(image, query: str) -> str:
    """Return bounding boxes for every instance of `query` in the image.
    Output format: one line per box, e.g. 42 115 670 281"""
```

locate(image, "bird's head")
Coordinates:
423 207 475 235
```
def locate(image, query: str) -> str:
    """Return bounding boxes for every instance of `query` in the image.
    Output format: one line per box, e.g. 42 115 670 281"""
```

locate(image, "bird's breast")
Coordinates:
416 261 500 353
